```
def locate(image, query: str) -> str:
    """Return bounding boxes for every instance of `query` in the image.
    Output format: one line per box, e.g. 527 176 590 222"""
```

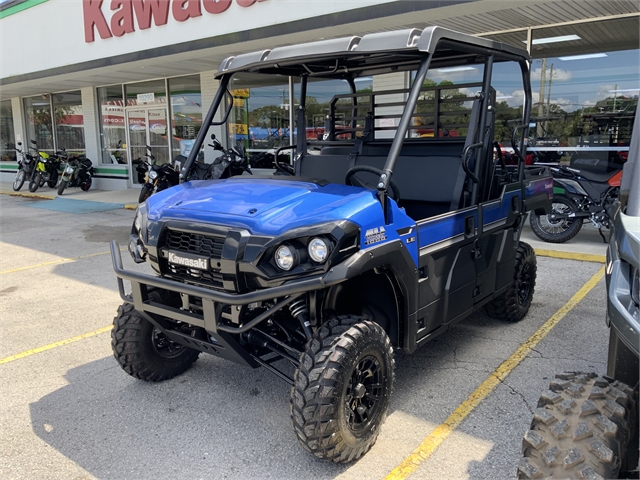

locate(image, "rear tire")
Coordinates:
80 176 92 191
111 291 200 382
517 372 636 480
13 170 25 191
484 241 536 322
57 179 68 196
47 171 58 188
28 171 41 192
291 315 395 463
529 195 583 243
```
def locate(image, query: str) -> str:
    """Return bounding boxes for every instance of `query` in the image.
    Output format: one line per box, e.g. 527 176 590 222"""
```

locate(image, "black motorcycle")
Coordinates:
529 164 622 243
57 153 95 195
137 146 180 203
186 134 252 181
42 151 62 188
12 142 36 192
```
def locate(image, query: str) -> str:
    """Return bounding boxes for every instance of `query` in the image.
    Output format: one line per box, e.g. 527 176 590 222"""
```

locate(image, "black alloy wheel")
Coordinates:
345 354 385 433
291 315 394 463
484 241 536 322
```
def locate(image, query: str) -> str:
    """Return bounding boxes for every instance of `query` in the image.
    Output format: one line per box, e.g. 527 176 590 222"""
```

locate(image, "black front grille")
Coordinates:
167 230 225 259
166 264 224 288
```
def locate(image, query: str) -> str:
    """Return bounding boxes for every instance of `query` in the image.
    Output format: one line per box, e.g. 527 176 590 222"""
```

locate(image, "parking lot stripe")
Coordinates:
384 265 606 480
0 325 112 365
534 248 606 264
0 250 114 275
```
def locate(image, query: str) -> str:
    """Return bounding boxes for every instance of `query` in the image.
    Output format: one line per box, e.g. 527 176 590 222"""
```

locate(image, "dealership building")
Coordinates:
1 0 638 190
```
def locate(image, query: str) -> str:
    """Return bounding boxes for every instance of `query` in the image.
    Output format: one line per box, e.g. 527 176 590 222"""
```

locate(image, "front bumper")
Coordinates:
111 240 341 367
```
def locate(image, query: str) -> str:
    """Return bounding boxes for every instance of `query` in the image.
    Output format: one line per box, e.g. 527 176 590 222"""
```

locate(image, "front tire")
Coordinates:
529 195 583 243
13 170 25 191
80 176 92 191
517 372 636 480
291 315 395 463
138 184 153 203
484 241 536 322
57 179 68 196
111 294 200 382
28 171 41 192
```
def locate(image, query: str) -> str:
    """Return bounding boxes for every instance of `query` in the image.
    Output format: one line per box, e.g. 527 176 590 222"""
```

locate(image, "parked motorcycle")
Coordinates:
57 153 95 195
529 164 622 243
12 142 36 192
41 151 62 189
137 146 180 203
25 140 51 193
186 134 252 181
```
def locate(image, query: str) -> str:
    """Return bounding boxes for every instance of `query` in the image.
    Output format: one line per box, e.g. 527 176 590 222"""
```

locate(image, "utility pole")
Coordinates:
546 63 554 134
537 58 547 138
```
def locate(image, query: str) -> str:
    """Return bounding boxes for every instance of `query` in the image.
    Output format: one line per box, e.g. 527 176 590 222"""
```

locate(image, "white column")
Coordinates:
81 87 100 165
200 71 224 163
10 97 25 147
372 72 409 139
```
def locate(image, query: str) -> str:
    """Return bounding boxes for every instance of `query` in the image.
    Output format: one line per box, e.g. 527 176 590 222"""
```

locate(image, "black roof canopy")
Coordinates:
215 26 530 79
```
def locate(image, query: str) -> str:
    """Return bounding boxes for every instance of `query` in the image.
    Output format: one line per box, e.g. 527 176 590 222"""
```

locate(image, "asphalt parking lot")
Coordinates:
0 193 609 480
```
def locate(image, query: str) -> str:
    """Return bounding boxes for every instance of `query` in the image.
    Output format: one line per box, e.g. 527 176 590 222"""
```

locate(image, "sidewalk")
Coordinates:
0 181 607 259
0 181 139 210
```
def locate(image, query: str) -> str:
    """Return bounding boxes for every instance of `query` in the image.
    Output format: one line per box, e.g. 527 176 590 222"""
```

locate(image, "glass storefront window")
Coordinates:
487 18 639 171
229 74 294 153
125 79 167 107
0 100 16 161
168 75 202 163
98 85 127 165
24 94 54 152
53 91 85 156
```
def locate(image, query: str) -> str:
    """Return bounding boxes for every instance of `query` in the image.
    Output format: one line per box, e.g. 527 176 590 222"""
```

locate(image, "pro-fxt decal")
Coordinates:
365 226 387 245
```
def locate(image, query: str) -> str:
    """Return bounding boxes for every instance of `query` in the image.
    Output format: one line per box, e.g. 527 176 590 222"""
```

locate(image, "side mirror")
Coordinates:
211 134 216 140
17 142 22 146
30 140 37 145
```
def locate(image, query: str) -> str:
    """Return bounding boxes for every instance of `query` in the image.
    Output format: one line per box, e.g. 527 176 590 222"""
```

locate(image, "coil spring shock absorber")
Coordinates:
289 297 313 339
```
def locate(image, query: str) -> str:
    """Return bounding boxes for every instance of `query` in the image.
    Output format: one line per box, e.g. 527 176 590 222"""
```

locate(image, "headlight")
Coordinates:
133 207 148 242
274 245 294 271
65 166 74 174
632 267 639 307
149 170 158 180
308 237 329 263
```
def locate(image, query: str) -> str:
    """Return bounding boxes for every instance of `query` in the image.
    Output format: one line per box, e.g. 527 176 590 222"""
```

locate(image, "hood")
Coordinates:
146 177 381 236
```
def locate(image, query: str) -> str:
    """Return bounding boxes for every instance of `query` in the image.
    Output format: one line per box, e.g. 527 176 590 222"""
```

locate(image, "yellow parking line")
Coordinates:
534 248 606 264
0 325 112 365
384 265 605 480
0 249 117 275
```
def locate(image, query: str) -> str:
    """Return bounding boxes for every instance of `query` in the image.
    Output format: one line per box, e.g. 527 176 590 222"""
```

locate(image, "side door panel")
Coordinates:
415 207 478 342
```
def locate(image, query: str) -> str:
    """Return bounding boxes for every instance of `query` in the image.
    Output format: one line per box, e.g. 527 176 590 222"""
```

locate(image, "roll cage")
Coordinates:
180 26 532 219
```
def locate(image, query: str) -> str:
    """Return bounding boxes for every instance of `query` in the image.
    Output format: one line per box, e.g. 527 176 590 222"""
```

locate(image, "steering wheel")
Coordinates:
345 165 401 201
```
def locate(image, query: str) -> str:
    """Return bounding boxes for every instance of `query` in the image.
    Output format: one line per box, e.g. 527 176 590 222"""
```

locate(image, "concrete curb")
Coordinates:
123 203 137 210
0 190 56 200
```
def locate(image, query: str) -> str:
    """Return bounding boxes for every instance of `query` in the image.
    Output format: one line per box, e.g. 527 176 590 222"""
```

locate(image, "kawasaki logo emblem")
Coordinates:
168 252 208 270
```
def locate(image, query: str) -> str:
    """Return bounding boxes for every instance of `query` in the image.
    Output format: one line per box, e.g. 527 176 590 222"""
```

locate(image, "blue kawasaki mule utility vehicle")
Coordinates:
110 27 552 463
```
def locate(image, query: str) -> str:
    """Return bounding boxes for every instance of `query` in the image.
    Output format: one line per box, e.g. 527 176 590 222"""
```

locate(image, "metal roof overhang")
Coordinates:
0 0 637 99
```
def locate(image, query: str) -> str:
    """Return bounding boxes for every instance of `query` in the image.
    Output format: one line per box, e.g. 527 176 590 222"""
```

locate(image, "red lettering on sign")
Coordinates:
84 0 269 42
236 0 267 6
110 0 135 37
132 0 170 29
83 0 113 42
202 0 231 14
172 0 202 21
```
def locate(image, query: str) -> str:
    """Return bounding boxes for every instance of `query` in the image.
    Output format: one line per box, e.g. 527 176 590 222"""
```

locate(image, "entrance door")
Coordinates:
125 108 170 187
